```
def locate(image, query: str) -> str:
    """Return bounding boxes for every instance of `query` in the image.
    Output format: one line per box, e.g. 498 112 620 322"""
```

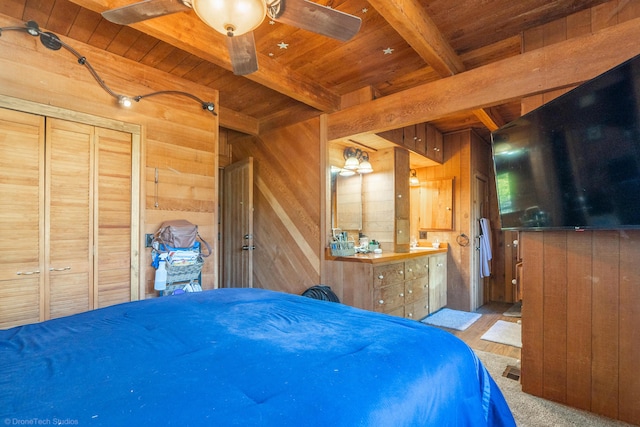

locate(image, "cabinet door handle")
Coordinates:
399 293 404 297
407 268 412 272
399 270 403 275
17 270 40 275
408 312 413 318
378 299 384 305
408 289 413 294
49 266 71 271
378 275 384 279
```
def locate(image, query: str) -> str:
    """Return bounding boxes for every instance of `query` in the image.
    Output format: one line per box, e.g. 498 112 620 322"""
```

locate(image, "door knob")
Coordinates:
242 245 255 251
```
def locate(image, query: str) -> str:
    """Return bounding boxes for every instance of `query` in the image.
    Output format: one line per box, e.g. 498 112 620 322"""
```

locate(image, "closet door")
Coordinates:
46 118 93 319
47 121 134 317
0 109 135 327
94 127 133 307
0 109 45 328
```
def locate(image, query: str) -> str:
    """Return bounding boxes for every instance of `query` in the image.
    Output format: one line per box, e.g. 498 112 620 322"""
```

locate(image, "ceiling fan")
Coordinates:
102 0 362 76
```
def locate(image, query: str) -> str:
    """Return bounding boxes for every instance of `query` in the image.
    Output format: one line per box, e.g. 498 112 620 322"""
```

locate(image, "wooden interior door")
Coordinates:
46 118 93 319
0 108 45 328
471 173 490 310
222 158 253 288
94 127 133 307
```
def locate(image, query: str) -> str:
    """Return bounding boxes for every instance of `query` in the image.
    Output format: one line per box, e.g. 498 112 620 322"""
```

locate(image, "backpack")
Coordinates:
154 219 211 257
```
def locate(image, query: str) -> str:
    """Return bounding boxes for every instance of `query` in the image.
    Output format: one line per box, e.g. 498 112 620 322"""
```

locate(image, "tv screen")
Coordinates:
491 54 640 230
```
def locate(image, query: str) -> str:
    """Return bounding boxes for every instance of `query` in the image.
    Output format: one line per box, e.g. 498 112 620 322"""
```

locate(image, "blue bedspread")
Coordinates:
0 288 515 426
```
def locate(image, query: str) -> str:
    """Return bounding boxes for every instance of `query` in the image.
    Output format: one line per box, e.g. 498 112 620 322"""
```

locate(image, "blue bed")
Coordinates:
0 288 515 426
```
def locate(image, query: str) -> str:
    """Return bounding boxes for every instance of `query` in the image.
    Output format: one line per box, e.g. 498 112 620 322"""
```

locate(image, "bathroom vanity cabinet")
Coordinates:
325 248 447 320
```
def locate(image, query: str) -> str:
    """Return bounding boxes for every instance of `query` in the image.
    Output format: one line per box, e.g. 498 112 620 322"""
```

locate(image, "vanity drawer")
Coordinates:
405 277 428 304
405 297 429 321
372 262 405 288
373 283 405 313
405 257 429 280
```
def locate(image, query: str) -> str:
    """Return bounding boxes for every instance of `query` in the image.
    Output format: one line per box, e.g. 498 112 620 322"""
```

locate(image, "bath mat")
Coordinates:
421 308 481 331
481 320 522 348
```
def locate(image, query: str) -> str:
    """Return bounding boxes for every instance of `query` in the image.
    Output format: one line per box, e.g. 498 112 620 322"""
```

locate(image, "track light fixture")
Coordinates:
0 21 217 117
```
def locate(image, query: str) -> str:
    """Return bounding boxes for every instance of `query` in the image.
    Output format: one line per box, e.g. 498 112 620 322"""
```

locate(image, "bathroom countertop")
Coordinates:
325 246 447 264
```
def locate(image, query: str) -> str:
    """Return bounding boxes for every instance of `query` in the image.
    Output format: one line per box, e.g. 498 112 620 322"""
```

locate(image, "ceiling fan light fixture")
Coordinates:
193 0 267 37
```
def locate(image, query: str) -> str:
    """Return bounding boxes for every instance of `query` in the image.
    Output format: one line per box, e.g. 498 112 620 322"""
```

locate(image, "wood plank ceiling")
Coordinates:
0 0 614 142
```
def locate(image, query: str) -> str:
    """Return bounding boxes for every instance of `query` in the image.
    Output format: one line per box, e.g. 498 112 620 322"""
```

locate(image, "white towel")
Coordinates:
479 218 492 278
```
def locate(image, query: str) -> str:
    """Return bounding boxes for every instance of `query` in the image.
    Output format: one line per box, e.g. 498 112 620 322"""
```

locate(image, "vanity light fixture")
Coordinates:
338 169 356 177
342 147 374 174
358 152 373 174
410 169 420 186
343 147 361 170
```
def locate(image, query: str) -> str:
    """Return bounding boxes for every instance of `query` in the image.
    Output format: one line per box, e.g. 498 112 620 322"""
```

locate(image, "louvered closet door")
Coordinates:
94 127 132 308
46 121 134 318
46 118 93 319
0 109 45 329
0 109 135 327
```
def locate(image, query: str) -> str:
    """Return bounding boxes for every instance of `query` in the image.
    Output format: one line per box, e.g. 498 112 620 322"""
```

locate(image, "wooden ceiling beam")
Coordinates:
328 16 640 140
65 0 341 112
367 0 464 76
369 0 500 131
472 108 504 132
219 106 259 135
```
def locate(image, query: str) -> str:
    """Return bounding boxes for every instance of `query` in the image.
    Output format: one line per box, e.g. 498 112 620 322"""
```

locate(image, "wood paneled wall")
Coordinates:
521 231 640 424
518 2 640 424
229 118 322 295
0 14 219 298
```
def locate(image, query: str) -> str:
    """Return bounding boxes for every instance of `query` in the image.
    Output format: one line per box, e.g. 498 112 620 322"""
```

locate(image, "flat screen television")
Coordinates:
491 54 640 231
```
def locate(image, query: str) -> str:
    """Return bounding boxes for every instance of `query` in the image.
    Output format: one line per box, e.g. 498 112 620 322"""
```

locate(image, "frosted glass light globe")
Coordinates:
193 0 267 36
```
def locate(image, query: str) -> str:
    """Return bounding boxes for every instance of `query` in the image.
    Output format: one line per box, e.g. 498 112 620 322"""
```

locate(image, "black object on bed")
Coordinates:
0 288 515 426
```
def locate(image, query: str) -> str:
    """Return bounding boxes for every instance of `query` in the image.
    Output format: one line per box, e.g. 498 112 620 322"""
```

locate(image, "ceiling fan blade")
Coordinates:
226 32 259 76
272 0 362 42
102 0 191 25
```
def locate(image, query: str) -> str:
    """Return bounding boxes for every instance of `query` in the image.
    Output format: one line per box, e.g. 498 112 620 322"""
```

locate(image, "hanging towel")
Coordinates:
479 218 492 278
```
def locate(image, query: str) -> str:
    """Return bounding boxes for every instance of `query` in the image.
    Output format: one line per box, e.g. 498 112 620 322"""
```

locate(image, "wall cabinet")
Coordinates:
327 252 447 321
0 108 136 328
377 123 443 164
419 178 454 230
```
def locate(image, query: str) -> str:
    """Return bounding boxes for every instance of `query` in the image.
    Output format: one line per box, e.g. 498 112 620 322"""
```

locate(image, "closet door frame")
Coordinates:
0 95 142 306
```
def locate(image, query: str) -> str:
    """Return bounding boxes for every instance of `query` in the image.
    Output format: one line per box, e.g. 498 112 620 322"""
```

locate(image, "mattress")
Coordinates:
0 288 515 426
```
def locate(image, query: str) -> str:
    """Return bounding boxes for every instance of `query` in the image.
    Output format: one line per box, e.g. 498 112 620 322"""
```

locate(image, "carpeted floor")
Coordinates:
474 350 633 427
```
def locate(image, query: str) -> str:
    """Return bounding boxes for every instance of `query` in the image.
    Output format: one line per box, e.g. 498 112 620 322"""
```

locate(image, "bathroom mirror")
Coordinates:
331 171 362 231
